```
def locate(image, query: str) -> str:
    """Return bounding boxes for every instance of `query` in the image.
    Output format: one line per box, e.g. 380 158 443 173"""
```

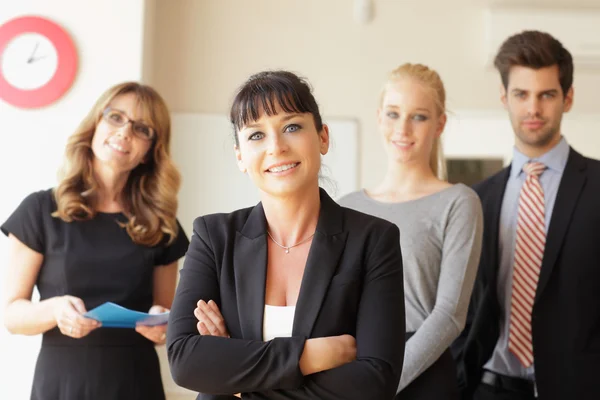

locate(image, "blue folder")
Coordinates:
84 302 169 328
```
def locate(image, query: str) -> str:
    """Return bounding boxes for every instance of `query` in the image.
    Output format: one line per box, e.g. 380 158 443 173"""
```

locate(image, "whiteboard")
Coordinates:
170 113 359 233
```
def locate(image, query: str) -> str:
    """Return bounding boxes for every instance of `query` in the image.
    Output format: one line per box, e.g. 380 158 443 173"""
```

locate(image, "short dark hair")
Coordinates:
494 30 573 96
229 70 323 145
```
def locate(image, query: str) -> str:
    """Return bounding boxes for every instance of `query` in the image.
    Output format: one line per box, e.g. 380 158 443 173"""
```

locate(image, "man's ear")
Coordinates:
563 86 574 113
500 84 508 110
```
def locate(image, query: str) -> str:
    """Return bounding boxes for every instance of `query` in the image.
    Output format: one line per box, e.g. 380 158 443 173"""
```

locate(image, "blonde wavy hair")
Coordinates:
52 82 181 246
381 63 448 180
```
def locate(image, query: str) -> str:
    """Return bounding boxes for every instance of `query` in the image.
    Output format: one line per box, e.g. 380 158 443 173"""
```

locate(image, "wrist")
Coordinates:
47 296 62 322
299 337 330 375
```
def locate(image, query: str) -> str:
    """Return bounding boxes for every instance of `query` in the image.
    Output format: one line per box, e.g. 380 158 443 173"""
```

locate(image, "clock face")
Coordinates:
1 33 59 90
0 16 77 108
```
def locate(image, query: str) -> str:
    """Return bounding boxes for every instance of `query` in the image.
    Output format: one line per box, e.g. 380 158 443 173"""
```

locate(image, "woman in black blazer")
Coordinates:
167 70 405 399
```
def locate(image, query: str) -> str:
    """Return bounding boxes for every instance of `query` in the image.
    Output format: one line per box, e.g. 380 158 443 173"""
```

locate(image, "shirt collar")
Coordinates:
510 136 570 178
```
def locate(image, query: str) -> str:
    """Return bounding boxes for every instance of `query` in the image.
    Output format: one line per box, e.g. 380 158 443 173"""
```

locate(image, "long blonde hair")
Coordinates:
381 63 447 180
52 82 181 246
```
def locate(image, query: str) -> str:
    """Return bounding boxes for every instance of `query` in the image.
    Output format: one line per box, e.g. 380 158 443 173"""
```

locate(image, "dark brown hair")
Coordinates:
494 30 573 96
229 70 323 145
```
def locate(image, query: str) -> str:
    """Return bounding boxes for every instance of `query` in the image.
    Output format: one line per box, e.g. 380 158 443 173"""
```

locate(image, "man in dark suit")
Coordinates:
454 30 600 400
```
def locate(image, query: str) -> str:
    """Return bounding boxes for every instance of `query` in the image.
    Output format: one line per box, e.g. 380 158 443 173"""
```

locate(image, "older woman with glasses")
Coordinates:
1 82 189 400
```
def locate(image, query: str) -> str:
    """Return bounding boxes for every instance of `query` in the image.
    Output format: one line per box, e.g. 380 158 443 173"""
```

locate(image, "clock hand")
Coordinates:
30 54 49 62
27 41 40 63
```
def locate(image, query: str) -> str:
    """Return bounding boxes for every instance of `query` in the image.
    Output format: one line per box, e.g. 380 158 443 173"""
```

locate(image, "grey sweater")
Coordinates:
338 184 483 391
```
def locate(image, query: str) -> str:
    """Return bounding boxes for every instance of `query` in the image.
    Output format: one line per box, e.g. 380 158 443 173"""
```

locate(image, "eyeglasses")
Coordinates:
102 108 156 141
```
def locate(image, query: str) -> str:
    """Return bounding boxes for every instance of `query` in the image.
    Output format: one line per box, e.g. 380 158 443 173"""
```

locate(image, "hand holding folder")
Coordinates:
84 302 169 328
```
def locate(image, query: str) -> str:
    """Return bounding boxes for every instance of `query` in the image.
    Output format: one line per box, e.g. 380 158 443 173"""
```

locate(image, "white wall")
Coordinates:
443 110 600 163
0 1 152 399
150 0 600 189
170 113 359 232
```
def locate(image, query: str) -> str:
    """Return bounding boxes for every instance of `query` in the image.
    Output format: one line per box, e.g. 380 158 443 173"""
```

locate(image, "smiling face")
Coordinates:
90 92 154 176
235 102 329 198
501 65 573 157
378 78 446 168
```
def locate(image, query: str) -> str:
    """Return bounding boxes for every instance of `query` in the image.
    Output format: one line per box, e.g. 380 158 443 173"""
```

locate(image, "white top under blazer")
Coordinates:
263 305 296 341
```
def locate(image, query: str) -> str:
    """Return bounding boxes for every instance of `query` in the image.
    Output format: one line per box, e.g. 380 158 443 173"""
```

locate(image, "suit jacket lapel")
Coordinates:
535 149 587 303
293 189 348 338
234 203 268 340
485 167 511 287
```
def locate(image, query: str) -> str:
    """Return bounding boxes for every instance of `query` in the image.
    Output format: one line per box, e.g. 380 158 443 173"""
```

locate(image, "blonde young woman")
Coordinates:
2 82 189 400
339 64 483 399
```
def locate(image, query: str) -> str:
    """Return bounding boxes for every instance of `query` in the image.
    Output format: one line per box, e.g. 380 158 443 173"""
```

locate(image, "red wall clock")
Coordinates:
0 16 78 108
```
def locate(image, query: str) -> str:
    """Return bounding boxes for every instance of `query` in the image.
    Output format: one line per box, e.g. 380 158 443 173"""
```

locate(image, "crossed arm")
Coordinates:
167 218 405 399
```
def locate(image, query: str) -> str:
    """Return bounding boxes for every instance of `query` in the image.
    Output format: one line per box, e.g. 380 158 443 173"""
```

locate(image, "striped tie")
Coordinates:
509 161 546 368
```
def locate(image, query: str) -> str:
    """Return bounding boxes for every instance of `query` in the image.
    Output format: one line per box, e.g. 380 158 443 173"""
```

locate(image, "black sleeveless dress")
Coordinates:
1 189 189 400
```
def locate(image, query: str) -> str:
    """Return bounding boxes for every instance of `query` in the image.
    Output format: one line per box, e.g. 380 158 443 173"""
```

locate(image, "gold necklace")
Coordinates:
267 231 315 254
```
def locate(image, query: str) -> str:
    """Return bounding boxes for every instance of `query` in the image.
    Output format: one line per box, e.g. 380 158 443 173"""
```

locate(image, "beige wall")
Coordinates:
151 0 600 189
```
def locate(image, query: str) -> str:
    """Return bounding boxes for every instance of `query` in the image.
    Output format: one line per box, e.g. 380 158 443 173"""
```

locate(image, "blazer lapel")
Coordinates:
484 167 511 287
293 189 348 338
234 203 268 341
535 149 587 303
